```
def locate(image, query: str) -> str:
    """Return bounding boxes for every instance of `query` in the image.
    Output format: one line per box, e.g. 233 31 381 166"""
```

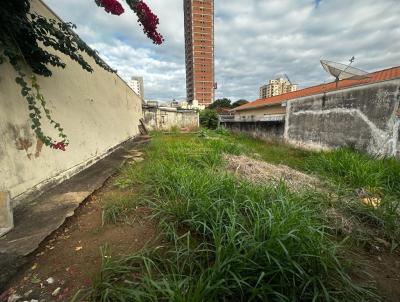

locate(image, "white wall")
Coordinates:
143 108 199 131
0 0 142 205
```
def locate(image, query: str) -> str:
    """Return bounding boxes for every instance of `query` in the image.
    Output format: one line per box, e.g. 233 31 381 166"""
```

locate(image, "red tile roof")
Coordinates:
234 66 400 112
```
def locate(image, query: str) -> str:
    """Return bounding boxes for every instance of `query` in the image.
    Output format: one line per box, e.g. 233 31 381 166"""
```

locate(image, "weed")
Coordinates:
215 127 230 135
227 132 313 169
101 192 138 225
197 128 209 138
306 148 400 243
170 125 180 133
306 148 400 197
83 133 379 301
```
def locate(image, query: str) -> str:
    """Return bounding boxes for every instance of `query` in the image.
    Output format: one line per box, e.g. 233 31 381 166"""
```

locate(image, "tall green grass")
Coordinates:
306 148 400 243
306 148 400 197
227 132 313 169
100 192 138 225
79 134 378 301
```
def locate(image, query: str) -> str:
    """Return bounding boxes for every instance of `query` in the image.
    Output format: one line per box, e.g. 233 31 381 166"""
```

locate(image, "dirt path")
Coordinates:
1 178 157 301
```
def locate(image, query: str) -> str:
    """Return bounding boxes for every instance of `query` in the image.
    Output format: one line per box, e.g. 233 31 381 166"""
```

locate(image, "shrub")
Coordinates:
199 109 218 129
215 127 230 135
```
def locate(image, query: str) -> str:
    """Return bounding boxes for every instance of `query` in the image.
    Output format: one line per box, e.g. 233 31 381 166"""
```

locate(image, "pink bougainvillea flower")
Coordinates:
127 0 164 44
50 142 66 151
95 0 125 16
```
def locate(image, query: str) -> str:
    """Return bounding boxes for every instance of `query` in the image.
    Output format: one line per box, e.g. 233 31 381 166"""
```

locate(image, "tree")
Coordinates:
208 98 232 109
199 109 219 130
0 0 162 150
231 99 248 108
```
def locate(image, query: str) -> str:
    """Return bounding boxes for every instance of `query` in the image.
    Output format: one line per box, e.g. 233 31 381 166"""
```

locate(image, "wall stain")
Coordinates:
8 123 34 159
35 139 44 158
15 138 32 152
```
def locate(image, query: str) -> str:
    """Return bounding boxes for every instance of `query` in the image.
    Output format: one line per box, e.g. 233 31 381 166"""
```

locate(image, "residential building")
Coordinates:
184 0 214 106
180 99 206 110
146 100 159 107
259 84 269 99
170 100 180 108
222 66 400 153
128 76 144 100
240 66 400 119
259 77 297 99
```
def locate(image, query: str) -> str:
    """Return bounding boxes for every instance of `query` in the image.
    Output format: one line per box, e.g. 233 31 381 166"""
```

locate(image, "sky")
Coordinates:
43 0 400 102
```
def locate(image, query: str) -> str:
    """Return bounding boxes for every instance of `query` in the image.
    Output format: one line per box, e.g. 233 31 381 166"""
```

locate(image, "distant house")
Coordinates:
233 66 400 121
223 66 400 156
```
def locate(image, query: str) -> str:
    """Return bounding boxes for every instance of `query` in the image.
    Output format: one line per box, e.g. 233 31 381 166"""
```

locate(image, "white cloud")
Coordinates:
44 0 400 102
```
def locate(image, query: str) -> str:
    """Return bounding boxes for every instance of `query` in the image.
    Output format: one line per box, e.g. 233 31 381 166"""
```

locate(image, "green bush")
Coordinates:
215 127 230 135
199 109 218 129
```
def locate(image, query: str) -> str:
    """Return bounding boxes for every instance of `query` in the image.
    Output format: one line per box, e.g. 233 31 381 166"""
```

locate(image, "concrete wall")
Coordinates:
221 121 285 141
0 0 142 205
285 79 400 156
143 107 199 131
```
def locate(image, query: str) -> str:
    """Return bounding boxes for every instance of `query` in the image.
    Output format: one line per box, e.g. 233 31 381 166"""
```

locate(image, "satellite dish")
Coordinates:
320 57 369 88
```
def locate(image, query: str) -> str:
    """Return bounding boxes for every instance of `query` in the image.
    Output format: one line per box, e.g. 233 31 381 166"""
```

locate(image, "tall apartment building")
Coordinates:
259 77 297 99
128 76 144 100
184 0 214 106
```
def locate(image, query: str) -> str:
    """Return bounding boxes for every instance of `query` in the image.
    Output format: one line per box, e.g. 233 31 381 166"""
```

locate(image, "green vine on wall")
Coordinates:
0 0 117 151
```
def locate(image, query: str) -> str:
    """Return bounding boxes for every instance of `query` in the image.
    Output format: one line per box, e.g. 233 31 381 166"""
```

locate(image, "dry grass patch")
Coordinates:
223 153 324 192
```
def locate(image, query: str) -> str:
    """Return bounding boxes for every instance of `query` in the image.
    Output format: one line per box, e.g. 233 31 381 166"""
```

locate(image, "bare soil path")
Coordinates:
1 177 156 302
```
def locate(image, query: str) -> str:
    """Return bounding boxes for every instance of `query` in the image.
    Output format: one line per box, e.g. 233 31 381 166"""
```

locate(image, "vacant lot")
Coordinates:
5 131 400 301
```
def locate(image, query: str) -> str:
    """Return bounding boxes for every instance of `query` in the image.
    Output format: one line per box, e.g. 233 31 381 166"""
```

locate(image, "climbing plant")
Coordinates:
0 0 163 151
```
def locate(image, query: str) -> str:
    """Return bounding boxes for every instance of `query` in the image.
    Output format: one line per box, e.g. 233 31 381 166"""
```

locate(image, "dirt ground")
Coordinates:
357 251 400 301
1 177 157 302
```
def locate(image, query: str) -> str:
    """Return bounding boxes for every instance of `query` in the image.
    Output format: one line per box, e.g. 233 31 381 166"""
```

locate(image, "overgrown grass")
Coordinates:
305 148 400 244
79 133 380 301
306 148 400 197
225 132 313 170
215 131 400 244
101 191 138 225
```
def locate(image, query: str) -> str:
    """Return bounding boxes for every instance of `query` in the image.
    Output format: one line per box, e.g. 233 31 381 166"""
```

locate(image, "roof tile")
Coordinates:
234 66 400 111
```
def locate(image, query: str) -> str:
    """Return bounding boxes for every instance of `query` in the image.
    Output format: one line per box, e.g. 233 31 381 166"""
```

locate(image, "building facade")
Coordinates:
184 0 214 106
224 66 400 157
259 77 297 99
259 84 269 99
128 76 144 100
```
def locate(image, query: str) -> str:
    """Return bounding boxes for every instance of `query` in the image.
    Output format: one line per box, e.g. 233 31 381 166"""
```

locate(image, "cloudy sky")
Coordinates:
43 0 400 102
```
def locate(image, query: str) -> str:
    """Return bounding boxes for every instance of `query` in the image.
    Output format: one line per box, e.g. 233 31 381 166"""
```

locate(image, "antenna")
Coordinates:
320 58 369 88
284 73 293 85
